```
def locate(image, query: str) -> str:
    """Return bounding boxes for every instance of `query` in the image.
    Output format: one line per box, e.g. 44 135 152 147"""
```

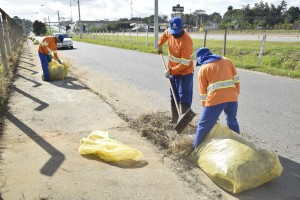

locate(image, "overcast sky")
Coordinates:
1 0 299 23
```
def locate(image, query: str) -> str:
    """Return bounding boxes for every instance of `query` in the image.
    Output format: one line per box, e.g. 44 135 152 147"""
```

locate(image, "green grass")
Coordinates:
73 33 300 79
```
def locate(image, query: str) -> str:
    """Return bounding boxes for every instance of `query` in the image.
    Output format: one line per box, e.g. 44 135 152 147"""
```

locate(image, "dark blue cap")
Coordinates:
57 35 64 43
169 17 183 35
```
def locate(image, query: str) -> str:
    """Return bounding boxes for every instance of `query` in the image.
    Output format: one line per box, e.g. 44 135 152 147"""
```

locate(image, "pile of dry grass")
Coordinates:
129 112 198 158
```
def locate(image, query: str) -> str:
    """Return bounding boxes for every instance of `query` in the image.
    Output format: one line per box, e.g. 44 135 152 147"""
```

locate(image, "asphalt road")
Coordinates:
60 41 300 162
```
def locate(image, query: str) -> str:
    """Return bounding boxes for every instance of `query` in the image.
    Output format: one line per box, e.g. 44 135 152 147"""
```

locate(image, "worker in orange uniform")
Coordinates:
157 17 194 124
193 47 240 148
38 35 64 81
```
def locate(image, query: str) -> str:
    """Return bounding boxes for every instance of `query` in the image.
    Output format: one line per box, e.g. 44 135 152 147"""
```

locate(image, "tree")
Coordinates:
209 12 222 24
287 6 300 23
22 19 33 35
32 20 47 36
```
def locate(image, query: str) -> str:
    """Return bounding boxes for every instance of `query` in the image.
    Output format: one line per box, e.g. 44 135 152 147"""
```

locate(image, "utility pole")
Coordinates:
74 0 82 38
48 16 51 35
41 4 61 33
57 10 60 32
130 0 133 19
70 0 73 23
154 0 158 48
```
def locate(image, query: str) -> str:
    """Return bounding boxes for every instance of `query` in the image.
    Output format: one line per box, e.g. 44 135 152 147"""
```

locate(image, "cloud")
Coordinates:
1 0 300 22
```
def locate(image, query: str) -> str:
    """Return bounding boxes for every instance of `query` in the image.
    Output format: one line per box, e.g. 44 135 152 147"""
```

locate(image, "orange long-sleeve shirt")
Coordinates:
198 57 240 107
38 36 59 60
157 28 193 75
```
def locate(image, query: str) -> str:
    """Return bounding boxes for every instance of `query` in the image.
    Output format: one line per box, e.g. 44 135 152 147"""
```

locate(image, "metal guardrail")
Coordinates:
0 8 24 78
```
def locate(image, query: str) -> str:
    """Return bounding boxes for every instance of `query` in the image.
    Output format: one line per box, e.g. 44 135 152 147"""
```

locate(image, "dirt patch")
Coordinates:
128 112 226 200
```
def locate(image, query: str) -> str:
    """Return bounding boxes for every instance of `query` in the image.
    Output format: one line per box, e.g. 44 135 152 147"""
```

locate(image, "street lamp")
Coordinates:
74 0 82 39
41 4 61 32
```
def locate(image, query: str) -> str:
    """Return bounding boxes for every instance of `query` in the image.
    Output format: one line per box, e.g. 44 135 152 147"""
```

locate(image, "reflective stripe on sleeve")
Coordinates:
234 75 239 83
200 94 207 101
46 47 52 53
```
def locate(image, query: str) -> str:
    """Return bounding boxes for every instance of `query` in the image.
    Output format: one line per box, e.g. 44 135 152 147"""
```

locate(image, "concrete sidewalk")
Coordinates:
0 40 227 199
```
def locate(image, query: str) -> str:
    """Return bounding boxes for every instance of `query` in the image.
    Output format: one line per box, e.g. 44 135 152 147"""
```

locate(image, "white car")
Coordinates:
52 33 73 49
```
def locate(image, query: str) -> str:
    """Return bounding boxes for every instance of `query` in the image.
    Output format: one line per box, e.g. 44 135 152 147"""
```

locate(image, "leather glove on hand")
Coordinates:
57 59 62 64
47 54 53 61
157 46 163 54
164 69 170 78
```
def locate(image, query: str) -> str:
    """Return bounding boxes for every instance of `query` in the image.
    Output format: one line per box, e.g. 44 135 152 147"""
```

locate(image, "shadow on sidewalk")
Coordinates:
5 112 65 176
234 156 300 200
18 66 39 75
50 76 88 90
13 86 48 111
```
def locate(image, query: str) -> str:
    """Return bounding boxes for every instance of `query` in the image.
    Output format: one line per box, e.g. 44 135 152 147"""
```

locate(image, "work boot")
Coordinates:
180 103 191 114
169 99 179 124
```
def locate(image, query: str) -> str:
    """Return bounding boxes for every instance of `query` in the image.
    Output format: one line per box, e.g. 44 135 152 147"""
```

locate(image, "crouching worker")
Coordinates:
38 35 64 81
193 47 241 148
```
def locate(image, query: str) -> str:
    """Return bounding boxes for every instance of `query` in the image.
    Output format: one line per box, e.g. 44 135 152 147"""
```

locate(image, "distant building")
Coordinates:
68 20 167 34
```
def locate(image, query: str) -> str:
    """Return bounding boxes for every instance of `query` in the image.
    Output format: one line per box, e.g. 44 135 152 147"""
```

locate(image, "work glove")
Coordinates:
157 45 163 54
47 54 53 61
57 59 62 64
164 69 170 78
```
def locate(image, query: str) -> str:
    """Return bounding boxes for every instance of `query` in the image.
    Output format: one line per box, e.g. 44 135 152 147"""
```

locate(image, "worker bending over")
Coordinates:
193 47 240 148
38 35 64 81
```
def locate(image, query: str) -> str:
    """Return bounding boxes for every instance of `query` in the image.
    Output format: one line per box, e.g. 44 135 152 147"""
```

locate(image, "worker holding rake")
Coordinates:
193 47 240 148
157 17 194 124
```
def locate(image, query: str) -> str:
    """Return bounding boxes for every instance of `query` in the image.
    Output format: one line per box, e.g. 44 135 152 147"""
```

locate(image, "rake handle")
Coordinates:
160 54 181 115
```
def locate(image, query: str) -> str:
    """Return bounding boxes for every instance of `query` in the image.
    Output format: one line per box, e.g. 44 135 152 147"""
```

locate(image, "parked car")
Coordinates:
52 33 73 49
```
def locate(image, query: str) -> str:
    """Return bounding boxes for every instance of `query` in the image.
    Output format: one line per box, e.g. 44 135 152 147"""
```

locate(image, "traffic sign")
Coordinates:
172 4 184 12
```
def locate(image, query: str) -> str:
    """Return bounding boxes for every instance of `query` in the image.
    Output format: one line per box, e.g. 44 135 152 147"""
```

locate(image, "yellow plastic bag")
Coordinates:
48 60 65 80
60 60 70 77
33 39 39 45
78 130 143 162
189 122 283 194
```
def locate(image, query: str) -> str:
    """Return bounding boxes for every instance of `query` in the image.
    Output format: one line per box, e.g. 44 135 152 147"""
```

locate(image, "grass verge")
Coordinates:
73 34 300 79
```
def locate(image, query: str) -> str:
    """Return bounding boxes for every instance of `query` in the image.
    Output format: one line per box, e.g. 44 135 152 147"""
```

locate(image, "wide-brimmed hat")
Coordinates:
196 47 222 66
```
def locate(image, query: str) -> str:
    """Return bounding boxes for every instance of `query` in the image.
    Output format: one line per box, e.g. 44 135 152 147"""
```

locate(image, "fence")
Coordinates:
74 29 232 56
0 8 24 78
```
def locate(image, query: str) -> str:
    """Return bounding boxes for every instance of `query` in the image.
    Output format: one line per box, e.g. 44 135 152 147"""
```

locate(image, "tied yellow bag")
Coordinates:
48 60 65 80
188 122 283 194
78 130 143 162
60 60 70 77
47 60 70 80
